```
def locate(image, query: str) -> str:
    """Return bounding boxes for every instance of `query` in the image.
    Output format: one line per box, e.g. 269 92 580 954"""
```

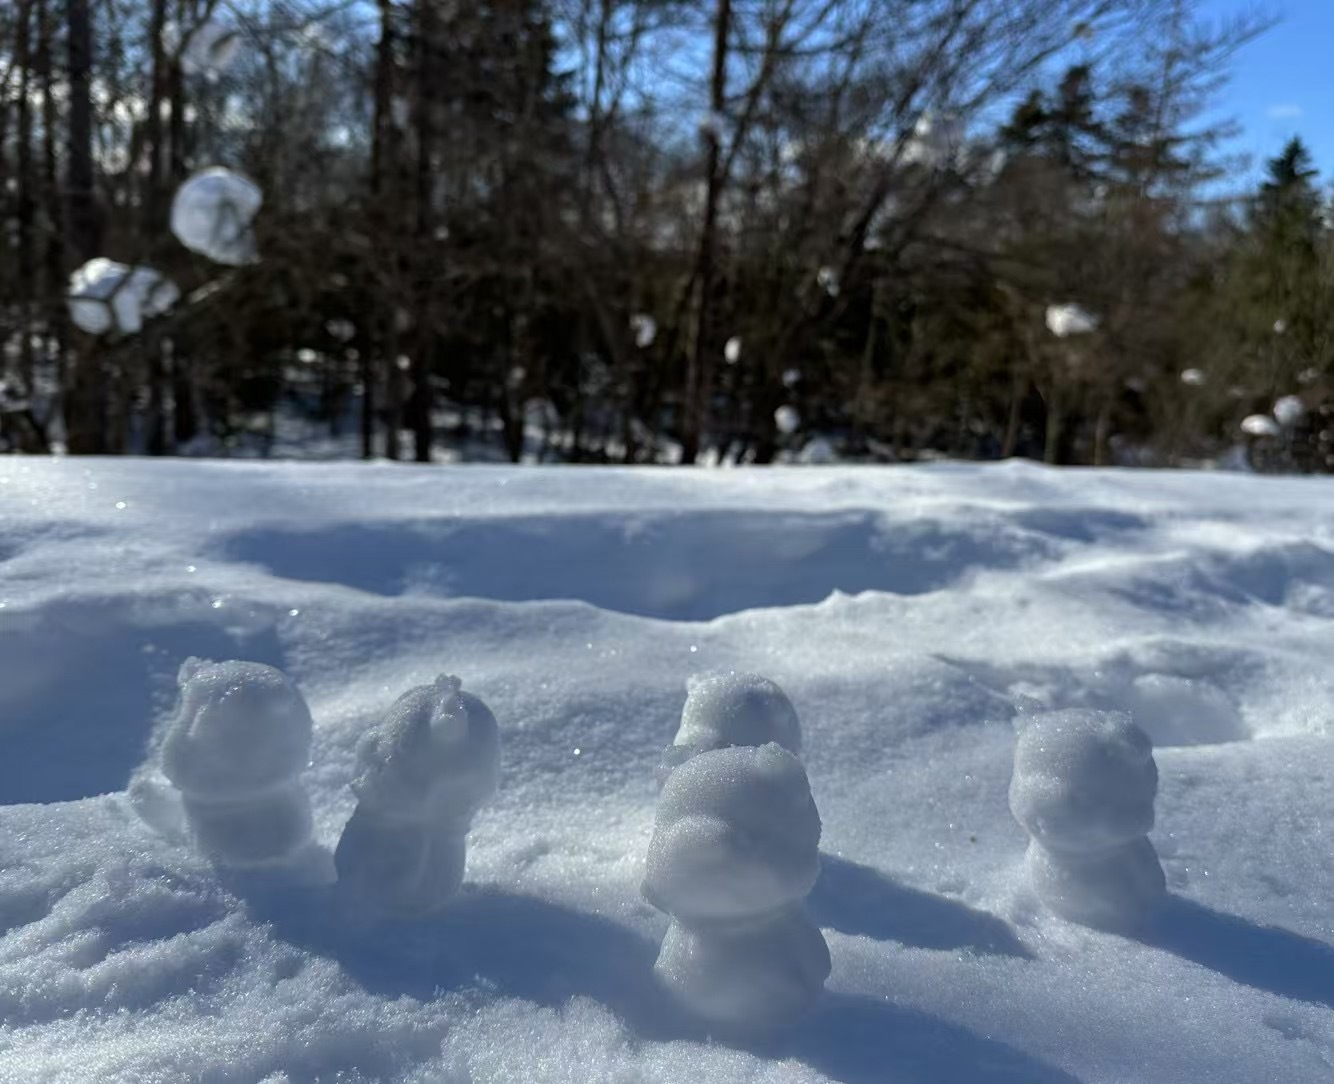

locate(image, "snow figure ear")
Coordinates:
429 674 468 744
177 657 207 686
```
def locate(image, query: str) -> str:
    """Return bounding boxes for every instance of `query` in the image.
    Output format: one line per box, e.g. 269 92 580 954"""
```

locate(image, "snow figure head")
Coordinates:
1009 709 1157 856
644 743 821 922
161 659 313 801
658 672 802 784
350 674 499 824
171 167 263 266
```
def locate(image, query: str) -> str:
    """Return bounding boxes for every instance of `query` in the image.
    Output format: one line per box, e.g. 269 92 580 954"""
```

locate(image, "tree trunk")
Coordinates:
63 0 104 453
680 0 731 465
408 0 435 463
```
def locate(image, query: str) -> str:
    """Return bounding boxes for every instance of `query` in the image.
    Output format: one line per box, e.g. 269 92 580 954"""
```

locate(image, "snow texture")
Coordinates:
1010 710 1165 930
156 658 316 869
1045 303 1098 337
334 675 500 917
67 259 179 336
4 459 1334 1082
657 671 802 784
644 743 830 1031
171 167 263 265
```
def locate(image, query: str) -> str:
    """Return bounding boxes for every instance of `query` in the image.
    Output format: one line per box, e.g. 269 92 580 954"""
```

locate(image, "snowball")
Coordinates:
902 112 964 169
1241 414 1280 438
171 167 263 266
1180 368 1206 386
166 19 240 79
334 675 500 916
697 111 727 141
1273 395 1304 427
774 405 800 435
816 266 840 297
658 672 801 784
1045 303 1097 338
644 744 829 1030
1009 709 1164 928
723 337 742 364
325 319 356 343
159 659 315 868
68 259 179 336
630 314 657 349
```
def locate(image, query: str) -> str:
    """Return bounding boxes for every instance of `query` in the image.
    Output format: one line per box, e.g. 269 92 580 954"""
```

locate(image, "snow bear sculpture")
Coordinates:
643 742 830 1032
161 658 315 869
1009 709 1166 929
334 675 500 917
657 671 802 786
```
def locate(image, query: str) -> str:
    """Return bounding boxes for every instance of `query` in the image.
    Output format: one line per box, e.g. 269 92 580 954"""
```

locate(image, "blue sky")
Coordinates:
1206 0 1334 183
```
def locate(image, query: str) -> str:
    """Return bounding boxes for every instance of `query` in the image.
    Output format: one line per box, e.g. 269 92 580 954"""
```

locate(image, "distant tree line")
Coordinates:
2 0 1332 469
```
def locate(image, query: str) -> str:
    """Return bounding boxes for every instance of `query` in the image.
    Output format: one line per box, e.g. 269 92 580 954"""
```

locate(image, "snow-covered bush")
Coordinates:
334 674 500 917
171 167 263 265
657 672 801 785
159 659 315 869
643 743 830 1031
67 259 179 336
1009 709 1165 929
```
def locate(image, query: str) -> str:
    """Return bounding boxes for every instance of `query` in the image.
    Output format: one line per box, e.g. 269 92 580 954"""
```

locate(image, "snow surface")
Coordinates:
2 459 1334 1081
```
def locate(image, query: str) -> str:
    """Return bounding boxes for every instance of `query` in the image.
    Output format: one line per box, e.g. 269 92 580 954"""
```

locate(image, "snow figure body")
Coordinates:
657 672 801 786
334 675 499 918
160 659 314 869
643 743 830 1032
1009 709 1165 930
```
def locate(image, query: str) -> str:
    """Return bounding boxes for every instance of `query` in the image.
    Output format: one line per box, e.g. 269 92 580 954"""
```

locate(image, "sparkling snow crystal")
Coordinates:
1009 709 1165 930
644 743 829 1032
171 167 264 265
657 672 802 785
159 659 316 869
334 675 500 918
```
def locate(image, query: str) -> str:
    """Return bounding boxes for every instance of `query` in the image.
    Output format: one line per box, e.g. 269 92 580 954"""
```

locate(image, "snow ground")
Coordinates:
1 458 1332 1083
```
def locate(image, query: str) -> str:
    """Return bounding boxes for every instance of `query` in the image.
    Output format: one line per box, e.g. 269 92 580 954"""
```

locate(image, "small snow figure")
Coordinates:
644 743 830 1032
334 675 499 918
171 167 263 266
657 671 801 785
1009 709 1165 930
161 659 315 869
